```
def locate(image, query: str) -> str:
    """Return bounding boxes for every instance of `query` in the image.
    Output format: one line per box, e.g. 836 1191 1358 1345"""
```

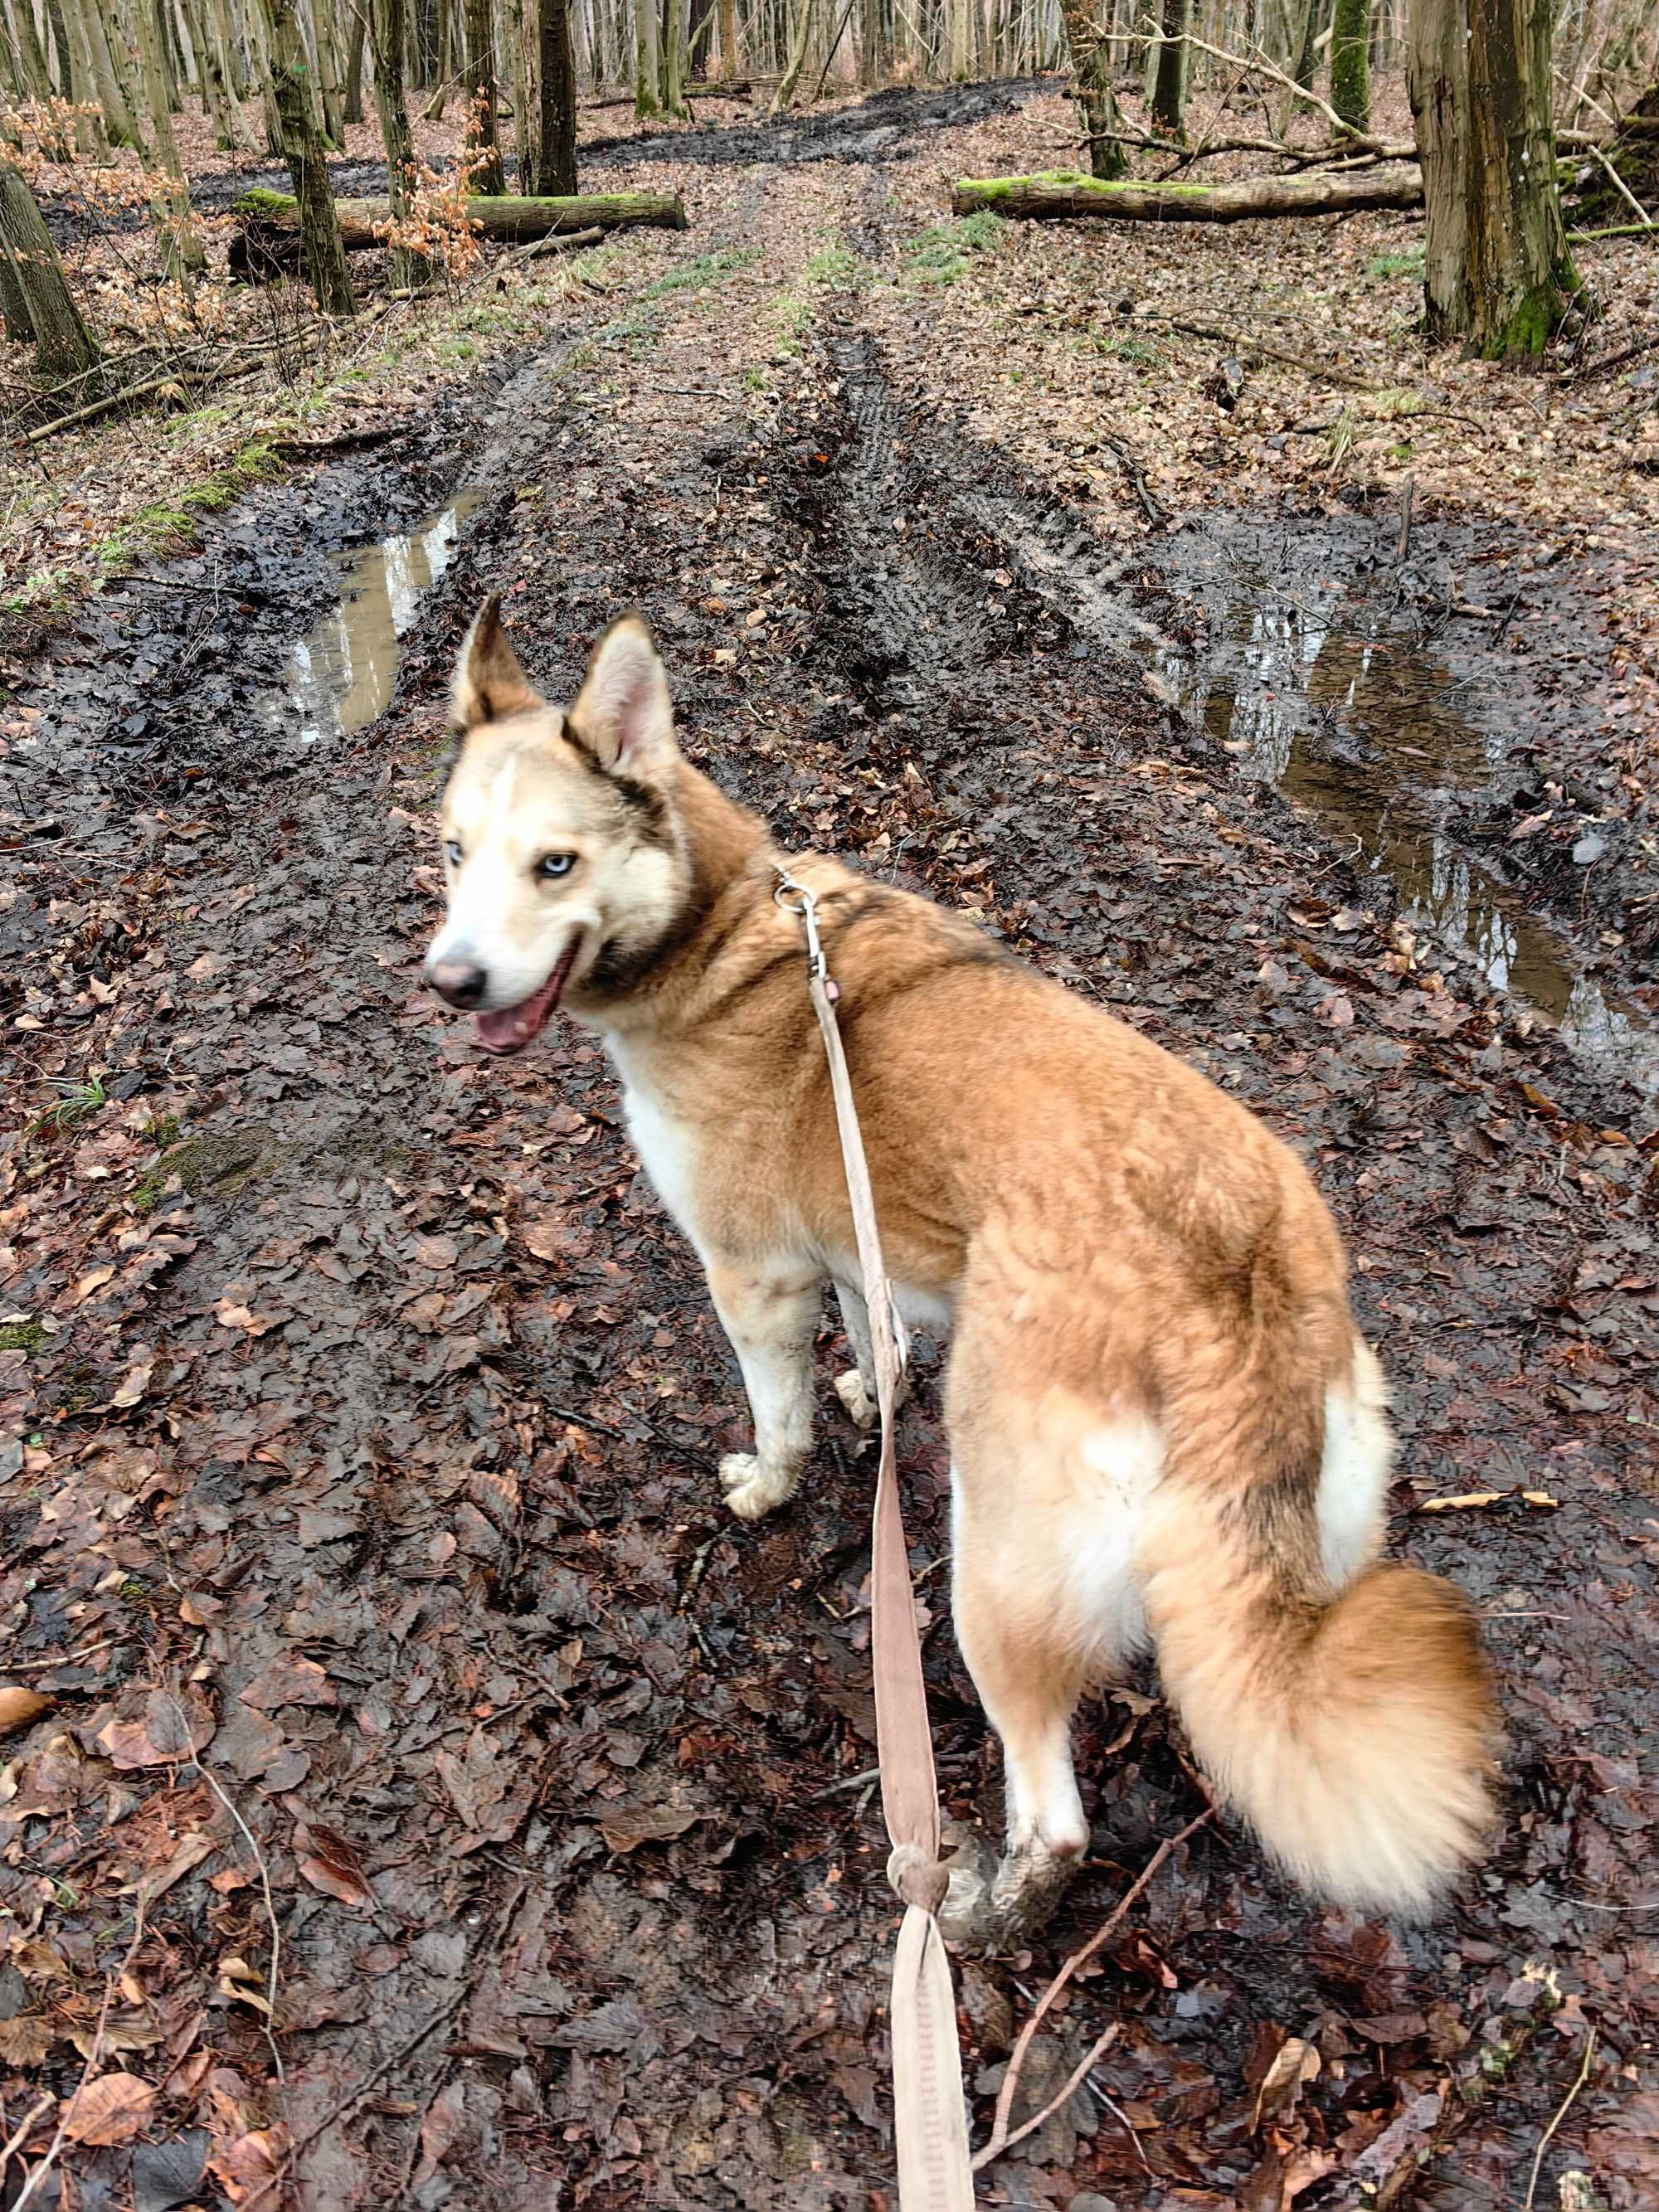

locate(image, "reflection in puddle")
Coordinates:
280 491 486 744
1145 538 1659 1101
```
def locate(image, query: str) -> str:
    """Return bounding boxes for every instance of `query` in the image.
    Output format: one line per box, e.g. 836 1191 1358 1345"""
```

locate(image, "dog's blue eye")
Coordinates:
444 839 463 868
538 853 577 881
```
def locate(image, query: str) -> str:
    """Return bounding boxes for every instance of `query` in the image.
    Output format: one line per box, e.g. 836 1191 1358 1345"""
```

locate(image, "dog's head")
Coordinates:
423 602 688 1053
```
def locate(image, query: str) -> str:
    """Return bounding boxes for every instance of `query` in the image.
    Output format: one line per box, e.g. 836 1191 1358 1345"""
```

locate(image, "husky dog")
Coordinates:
423 601 1497 1947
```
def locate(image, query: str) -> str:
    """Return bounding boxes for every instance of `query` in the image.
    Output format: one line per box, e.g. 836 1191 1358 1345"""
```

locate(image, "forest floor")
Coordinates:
2 73 1658 2212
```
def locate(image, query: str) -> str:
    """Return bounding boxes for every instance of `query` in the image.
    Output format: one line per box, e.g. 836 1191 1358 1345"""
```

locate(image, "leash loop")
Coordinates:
776 860 976 2211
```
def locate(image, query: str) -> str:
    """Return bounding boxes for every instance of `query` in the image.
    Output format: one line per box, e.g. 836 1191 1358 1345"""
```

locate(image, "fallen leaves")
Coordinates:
61 2070 157 2146
0 1685 52 1738
238 1654 338 1711
92 1687 215 1770
293 1821 376 1910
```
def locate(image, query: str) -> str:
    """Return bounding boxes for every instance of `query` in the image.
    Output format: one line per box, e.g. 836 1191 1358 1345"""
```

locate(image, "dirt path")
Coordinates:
3 92 1657 2212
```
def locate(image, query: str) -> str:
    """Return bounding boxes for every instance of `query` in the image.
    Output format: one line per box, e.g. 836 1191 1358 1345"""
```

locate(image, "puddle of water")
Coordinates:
275 489 486 744
1148 538 1659 1100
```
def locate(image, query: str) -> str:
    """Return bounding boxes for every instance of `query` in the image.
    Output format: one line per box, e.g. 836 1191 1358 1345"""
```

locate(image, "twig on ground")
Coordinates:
971 1805 1213 2176
183 1747 285 2084
1 1636 129 1671
1098 429 1166 525
246 1879 530 2211
1522 2028 1598 2212
974 2023 1121 2171
1133 309 1385 391
1583 142 1655 231
12 1899 146 2210
504 223 606 265
0 2100 55 2189
1553 330 1659 386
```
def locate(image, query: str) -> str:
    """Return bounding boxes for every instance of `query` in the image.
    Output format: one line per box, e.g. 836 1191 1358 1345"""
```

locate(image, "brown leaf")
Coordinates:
1418 1490 1505 1514
0 1686 52 1738
599 1803 704 1853
0 2016 54 2066
239 1655 337 1711
131 1829 215 1904
294 1821 375 1911
1252 2035 1321 2130
61 2070 156 2146
95 1688 216 1770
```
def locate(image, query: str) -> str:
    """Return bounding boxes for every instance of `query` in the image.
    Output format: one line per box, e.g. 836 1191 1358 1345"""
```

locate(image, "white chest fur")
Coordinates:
608 1047 706 1252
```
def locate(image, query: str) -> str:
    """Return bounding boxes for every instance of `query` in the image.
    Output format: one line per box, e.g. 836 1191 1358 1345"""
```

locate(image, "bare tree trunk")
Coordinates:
1294 0 1331 90
133 0 207 275
1150 0 1188 134
859 0 886 85
0 157 100 375
1330 0 1368 129
504 0 529 184
715 0 734 72
183 0 242 142
770 0 812 109
535 0 575 189
343 8 366 120
61 0 106 150
369 0 430 285
1057 0 1123 179
309 0 347 140
1408 0 1577 357
464 0 506 185
661 0 688 112
631 0 658 111
80 0 144 147
262 0 356 311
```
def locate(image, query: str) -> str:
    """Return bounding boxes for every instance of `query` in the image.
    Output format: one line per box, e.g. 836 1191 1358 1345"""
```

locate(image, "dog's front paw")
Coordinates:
719 1453 795 1521
833 1369 878 1430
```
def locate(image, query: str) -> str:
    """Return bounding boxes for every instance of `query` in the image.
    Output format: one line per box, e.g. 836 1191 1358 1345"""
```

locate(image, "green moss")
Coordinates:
1484 284 1557 361
804 237 861 286
643 246 759 298
904 211 1005 287
0 1320 46 1354
1369 247 1425 281
95 437 283 575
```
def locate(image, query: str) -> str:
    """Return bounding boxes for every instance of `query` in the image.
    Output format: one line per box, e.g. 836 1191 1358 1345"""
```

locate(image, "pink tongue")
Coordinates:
475 1001 541 1049
471 942 576 1052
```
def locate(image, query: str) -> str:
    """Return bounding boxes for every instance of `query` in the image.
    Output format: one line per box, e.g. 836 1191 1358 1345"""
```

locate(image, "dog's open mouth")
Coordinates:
473 936 581 1055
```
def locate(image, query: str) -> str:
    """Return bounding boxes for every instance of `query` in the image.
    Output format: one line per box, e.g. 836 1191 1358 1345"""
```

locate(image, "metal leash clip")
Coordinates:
773 865 838 999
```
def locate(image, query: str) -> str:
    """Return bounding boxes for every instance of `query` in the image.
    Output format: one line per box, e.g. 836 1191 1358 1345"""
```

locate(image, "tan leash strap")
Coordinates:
776 867 977 2212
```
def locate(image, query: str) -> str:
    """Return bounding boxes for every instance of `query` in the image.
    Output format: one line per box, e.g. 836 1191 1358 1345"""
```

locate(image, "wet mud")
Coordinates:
3 119 1658 2212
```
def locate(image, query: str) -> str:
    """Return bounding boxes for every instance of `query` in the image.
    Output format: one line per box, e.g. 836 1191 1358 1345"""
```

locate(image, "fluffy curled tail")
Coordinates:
1146 1539 1496 1917
1141 1298 1497 1917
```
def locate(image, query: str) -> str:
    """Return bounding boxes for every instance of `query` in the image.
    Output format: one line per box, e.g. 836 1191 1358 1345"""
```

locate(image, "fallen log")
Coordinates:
951 164 1424 222
230 187 686 277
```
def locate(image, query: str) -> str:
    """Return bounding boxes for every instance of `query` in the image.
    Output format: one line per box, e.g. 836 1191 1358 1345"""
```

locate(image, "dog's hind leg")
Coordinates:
830 1281 911 1431
830 1281 880 1430
940 1503 1092 1949
707 1260 820 1521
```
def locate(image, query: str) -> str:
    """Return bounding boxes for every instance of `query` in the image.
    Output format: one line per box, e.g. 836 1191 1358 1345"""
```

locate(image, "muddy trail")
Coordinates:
4 112 1659 2212
142 77 1050 230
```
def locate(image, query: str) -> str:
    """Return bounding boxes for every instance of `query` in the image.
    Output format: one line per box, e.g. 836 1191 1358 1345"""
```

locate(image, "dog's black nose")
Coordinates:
430 958 489 1009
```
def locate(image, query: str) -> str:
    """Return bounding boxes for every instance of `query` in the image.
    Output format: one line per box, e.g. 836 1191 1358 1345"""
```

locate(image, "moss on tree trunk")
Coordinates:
1408 0 1578 359
1331 0 1370 132
951 166 1425 221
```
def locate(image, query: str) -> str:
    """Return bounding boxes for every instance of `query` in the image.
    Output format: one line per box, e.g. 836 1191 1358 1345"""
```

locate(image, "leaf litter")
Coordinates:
0 72 1657 2212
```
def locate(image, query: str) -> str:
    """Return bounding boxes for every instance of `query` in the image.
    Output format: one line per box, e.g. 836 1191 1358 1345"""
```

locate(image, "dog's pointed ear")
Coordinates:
566 616 676 777
452 596 541 732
